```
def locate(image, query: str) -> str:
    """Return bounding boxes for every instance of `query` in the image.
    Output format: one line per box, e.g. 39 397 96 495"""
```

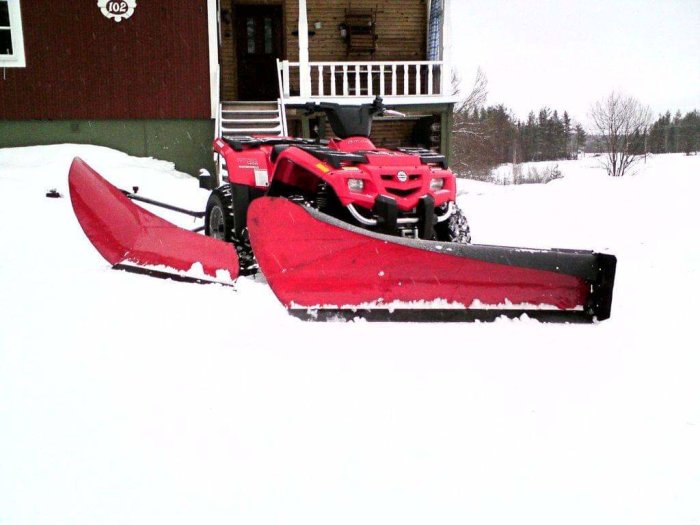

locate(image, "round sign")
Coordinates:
98 0 137 22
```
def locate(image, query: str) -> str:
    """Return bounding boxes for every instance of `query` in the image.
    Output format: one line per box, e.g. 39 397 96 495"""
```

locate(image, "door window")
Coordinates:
246 17 255 54
263 17 273 54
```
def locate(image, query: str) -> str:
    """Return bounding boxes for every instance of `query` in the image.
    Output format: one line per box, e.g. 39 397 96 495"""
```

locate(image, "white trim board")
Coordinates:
207 0 219 119
0 0 26 68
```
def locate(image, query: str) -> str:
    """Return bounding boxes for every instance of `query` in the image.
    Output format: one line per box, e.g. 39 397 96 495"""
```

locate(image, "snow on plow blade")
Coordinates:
248 197 616 322
68 158 239 284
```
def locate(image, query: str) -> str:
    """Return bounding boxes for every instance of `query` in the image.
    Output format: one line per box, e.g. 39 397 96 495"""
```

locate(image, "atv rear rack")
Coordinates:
223 136 324 152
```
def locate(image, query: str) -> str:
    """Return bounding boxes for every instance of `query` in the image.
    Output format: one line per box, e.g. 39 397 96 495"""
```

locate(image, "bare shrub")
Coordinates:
453 68 488 115
494 163 562 185
590 92 652 177
512 162 523 183
450 69 490 178
520 164 562 184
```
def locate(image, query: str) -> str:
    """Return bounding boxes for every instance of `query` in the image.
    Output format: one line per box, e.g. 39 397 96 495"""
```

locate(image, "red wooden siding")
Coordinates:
0 0 211 120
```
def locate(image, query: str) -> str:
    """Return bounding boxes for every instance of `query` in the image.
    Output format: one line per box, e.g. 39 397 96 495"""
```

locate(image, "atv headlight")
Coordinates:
430 178 445 190
348 178 364 192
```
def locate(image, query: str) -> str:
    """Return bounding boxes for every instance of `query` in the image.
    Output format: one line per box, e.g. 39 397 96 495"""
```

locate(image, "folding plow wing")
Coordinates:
69 158 240 284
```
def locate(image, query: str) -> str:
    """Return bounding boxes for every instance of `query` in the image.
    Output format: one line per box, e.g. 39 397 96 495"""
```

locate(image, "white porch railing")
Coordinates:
277 59 447 101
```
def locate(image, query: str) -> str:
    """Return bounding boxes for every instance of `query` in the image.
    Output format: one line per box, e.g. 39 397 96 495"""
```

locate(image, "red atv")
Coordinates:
68 97 616 322
206 97 470 271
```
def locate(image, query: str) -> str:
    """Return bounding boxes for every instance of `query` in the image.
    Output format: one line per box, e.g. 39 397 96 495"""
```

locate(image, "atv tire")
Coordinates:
435 206 472 244
205 186 257 274
205 187 235 242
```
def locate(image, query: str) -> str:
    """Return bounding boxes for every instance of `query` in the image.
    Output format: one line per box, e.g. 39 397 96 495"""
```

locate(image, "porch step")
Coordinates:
221 101 279 111
222 100 278 104
221 107 280 113
218 100 285 139
221 117 282 124
221 126 283 135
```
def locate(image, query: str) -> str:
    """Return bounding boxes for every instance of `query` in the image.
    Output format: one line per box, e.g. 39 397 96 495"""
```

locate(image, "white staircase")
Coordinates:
213 99 288 184
216 100 287 139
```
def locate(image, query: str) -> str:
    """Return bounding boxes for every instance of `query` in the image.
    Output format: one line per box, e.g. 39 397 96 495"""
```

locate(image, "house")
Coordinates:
0 0 456 175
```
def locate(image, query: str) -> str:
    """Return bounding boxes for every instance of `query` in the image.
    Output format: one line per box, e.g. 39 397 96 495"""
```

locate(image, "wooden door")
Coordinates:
235 5 283 101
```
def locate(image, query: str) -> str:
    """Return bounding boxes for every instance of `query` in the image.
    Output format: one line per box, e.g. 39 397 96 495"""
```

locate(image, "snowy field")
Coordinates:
1 145 699 525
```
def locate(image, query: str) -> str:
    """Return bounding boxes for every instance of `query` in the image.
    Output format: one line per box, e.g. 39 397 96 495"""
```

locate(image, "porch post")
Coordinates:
441 107 454 165
207 0 219 118
298 0 312 98
441 0 452 96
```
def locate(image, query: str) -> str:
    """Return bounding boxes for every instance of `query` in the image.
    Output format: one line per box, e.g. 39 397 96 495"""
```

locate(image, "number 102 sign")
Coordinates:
97 0 137 22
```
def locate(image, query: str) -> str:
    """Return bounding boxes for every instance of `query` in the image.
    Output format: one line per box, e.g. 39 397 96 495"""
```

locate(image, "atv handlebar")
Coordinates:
382 109 407 118
303 96 404 118
298 96 405 139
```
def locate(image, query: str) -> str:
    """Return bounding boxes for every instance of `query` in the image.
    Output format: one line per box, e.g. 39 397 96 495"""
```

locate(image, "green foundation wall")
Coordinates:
0 119 215 175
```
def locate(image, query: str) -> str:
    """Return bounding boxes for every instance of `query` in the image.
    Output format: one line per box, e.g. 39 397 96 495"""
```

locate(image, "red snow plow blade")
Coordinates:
69 158 239 283
248 197 616 322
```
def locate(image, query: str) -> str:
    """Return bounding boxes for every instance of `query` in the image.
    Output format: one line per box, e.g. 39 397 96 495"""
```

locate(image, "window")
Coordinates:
246 17 255 54
0 0 25 67
263 17 272 54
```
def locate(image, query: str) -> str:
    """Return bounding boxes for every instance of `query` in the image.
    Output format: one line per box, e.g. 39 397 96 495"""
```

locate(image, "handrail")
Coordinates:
284 60 443 66
278 98 288 136
277 60 445 100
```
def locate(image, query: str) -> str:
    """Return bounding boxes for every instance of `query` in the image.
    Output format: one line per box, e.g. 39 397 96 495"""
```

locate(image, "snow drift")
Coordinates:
1 145 698 525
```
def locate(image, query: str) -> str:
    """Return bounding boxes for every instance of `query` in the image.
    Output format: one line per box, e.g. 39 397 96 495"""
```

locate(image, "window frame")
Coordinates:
0 0 26 68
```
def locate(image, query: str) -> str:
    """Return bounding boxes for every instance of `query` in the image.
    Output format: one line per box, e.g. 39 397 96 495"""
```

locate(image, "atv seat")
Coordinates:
271 144 291 163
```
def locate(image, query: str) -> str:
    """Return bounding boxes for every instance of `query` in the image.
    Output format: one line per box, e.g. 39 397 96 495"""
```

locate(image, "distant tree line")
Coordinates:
586 109 700 157
452 104 586 179
647 110 700 155
450 71 699 180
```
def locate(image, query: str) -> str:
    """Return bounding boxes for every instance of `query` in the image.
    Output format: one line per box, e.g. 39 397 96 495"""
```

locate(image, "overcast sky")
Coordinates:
450 0 700 127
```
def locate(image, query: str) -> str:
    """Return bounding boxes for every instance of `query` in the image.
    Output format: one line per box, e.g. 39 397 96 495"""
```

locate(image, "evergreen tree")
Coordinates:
664 111 672 152
535 108 550 160
646 110 699 154
563 111 572 158
648 113 667 153
574 124 586 156
679 110 700 154
671 110 683 152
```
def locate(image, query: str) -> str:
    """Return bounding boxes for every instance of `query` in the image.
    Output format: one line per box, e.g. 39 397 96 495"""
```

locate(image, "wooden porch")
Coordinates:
215 0 456 152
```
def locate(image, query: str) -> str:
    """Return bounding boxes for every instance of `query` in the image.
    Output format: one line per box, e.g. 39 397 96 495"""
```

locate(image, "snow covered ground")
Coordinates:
1 145 699 525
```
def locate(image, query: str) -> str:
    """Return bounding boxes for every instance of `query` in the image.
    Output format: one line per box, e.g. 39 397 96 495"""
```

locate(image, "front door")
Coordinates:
235 5 283 101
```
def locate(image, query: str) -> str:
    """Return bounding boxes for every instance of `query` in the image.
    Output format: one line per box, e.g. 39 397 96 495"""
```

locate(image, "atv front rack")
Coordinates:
396 147 448 168
298 145 369 168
